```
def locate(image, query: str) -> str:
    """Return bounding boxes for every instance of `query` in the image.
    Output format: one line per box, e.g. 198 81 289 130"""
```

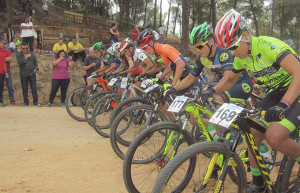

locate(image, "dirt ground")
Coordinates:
0 106 127 193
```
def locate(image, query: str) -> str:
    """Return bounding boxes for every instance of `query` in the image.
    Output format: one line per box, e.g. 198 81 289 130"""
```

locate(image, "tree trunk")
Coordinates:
271 0 275 36
173 2 180 35
181 0 190 56
159 0 163 27
166 0 172 36
279 0 285 40
6 0 12 24
144 0 149 26
85 0 90 26
233 0 238 9
133 0 138 23
249 0 259 36
211 0 216 29
154 0 157 29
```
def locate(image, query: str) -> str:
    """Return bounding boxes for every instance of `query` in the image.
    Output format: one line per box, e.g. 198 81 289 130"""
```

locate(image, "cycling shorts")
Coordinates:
220 72 253 103
257 88 300 132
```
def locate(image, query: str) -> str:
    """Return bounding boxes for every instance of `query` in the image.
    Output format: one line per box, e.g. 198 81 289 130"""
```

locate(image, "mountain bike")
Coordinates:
152 105 299 193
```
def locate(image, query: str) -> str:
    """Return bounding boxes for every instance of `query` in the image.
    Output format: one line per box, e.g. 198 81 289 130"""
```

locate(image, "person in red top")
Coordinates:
131 25 141 45
0 37 10 107
3 43 15 105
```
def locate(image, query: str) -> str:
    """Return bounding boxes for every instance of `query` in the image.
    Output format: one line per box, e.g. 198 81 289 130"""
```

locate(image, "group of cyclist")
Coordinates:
86 9 299 192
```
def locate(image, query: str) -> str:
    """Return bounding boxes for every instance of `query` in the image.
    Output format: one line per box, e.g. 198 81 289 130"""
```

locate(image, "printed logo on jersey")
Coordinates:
263 73 285 85
242 83 251 93
251 62 281 77
271 45 276 50
277 48 282 54
259 39 272 46
256 53 261 61
220 53 229 62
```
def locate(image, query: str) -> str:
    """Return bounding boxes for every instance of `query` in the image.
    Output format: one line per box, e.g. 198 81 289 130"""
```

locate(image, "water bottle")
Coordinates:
260 143 274 171
207 124 218 141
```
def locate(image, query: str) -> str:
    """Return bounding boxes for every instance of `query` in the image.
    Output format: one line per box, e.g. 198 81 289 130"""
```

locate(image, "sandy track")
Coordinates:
0 106 127 193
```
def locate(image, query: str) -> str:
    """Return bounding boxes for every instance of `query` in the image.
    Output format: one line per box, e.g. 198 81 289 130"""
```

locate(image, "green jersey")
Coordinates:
232 36 299 89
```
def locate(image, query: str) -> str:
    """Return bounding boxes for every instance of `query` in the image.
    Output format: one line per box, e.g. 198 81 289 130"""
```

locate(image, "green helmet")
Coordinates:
190 22 213 45
93 42 104 51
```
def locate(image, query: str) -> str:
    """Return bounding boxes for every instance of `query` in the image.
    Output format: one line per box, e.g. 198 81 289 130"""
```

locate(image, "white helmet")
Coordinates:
107 42 121 53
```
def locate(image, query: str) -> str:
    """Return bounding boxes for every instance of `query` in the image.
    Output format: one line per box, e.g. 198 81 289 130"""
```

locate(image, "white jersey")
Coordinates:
133 49 148 63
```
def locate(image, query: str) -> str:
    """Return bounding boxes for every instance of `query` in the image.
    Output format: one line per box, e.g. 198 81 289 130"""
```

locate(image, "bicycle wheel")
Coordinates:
110 104 168 160
123 122 195 193
152 141 247 193
280 155 300 192
91 93 122 138
65 85 94 121
109 97 148 127
84 91 111 127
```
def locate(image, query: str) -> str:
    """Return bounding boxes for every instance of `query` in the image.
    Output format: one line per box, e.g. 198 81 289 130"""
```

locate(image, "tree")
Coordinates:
181 0 190 56
154 0 157 29
173 1 181 35
159 0 163 27
166 0 172 36
85 0 90 26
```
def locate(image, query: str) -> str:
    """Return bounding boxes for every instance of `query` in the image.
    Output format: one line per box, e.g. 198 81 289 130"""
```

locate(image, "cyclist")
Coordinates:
92 42 122 74
112 38 153 77
168 22 253 106
212 9 300 192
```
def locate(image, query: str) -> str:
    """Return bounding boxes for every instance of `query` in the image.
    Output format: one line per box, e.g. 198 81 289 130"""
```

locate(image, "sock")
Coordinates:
251 167 262 176
295 156 300 163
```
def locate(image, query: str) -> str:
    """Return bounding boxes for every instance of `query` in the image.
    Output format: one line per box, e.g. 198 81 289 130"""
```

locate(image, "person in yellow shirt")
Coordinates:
68 37 86 64
52 38 67 58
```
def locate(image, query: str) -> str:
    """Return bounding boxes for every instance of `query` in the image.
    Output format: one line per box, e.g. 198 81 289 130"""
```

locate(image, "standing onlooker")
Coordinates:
3 42 16 105
131 25 141 45
42 3 48 16
8 38 17 54
68 37 86 64
16 42 39 106
34 25 42 53
83 47 101 85
109 23 119 45
0 37 9 107
4 24 15 44
158 25 164 42
16 36 22 51
45 50 74 107
20 17 35 52
52 38 67 57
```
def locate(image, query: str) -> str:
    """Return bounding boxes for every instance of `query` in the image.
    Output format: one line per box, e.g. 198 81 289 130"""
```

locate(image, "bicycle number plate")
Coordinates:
141 79 152 88
209 103 243 128
108 78 117 86
121 77 128 88
167 96 188 113
144 84 159 93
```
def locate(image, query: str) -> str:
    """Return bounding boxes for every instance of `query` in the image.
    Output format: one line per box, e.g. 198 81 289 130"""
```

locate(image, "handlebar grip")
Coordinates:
207 97 213 102
261 110 284 120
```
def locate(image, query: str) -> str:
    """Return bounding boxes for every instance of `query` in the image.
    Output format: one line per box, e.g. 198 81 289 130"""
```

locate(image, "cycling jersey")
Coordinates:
191 45 234 81
102 51 122 68
154 43 192 80
232 36 300 89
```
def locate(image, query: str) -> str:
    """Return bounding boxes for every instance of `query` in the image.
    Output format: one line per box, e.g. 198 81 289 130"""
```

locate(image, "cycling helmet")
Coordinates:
190 22 213 45
137 29 159 48
107 42 121 53
93 42 104 51
119 38 135 52
214 9 246 48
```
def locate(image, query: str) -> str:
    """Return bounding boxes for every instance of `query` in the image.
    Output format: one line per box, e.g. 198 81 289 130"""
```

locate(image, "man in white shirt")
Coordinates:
158 25 164 42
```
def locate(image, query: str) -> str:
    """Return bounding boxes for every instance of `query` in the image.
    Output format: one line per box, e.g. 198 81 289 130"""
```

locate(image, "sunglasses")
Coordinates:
226 36 242 52
194 41 208 50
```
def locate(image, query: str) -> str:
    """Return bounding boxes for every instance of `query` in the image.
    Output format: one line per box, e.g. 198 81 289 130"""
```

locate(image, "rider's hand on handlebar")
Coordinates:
91 71 97 76
163 86 176 98
201 88 216 103
264 101 290 122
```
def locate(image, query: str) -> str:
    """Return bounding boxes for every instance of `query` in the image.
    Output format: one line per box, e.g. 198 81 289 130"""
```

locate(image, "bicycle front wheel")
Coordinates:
152 141 247 193
123 122 195 193
280 155 300 192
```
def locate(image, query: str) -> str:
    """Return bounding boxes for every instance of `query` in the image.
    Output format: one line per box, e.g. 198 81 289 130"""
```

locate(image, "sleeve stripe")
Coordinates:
276 50 292 64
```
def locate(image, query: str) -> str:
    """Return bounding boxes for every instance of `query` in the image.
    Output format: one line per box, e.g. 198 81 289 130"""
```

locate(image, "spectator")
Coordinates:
20 17 35 52
8 38 17 54
83 47 101 85
0 37 9 107
68 37 86 64
45 50 74 107
16 42 39 106
4 24 15 44
109 23 119 45
158 25 164 41
3 42 16 105
16 36 22 51
42 3 48 16
34 25 42 53
52 38 67 57
131 25 141 45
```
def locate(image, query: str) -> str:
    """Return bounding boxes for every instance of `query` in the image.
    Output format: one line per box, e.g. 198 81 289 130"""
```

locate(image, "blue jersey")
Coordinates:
103 51 122 68
191 45 234 81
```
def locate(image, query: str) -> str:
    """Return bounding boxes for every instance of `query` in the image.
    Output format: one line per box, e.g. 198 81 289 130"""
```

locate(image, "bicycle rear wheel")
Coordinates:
152 141 247 193
65 85 93 121
123 122 195 193
280 154 300 192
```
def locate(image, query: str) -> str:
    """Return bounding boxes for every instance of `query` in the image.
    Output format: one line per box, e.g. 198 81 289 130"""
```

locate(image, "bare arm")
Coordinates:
104 63 116 73
213 70 243 94
142 58 154 74
123 59 138 74
159 66 172 80
279 54 300 104
112 63 125 74
172 59 185 86
174 74 198 91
